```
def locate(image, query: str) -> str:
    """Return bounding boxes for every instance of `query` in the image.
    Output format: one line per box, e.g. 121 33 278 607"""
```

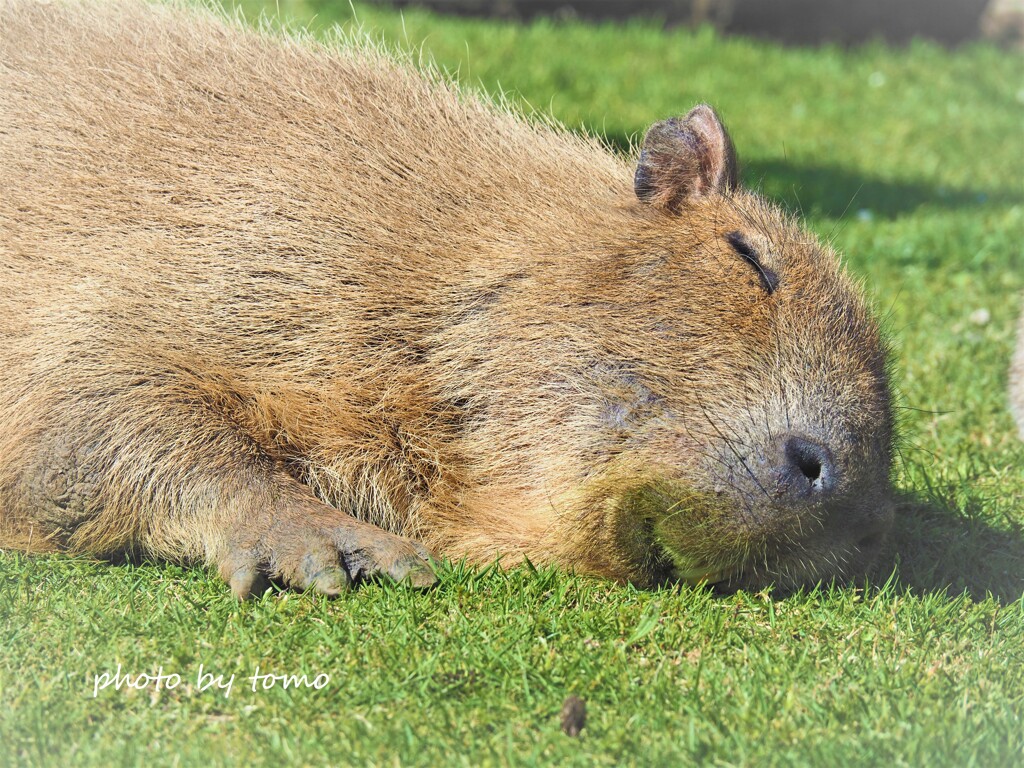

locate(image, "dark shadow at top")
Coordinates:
378 0 1003 47
724 0 992 47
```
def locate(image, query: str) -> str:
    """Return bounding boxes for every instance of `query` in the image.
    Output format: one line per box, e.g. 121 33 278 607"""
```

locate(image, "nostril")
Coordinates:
793 451 821 483
782 436 836 495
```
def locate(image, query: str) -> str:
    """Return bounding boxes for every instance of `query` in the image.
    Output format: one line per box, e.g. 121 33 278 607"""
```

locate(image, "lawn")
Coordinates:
1 2 1022 765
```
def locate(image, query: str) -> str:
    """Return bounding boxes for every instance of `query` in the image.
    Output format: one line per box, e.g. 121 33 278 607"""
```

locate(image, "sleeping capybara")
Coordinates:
0 0 895 596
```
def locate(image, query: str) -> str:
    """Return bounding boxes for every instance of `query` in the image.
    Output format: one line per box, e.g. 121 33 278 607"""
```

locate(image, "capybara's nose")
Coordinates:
777 435 837 499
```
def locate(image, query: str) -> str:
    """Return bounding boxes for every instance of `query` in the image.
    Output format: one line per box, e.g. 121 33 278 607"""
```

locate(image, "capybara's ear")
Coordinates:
634 104 739 212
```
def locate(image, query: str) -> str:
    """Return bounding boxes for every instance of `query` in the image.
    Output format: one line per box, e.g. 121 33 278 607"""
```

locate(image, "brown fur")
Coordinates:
0 0 896 594
1011 307 1024 439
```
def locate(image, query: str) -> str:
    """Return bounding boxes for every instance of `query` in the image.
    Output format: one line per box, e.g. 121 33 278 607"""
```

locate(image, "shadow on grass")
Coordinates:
885 494 1024 603
742 159 1022 220
600 130 1022 220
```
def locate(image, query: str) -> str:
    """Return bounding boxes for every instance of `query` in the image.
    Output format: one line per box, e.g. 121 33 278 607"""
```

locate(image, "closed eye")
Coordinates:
725 231 779 294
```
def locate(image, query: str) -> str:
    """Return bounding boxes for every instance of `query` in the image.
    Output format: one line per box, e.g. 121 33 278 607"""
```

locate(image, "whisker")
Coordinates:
827 183 864 243
695 391 772 504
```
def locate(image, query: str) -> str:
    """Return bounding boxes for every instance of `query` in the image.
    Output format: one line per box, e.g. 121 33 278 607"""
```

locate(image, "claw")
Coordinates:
390 557 438 588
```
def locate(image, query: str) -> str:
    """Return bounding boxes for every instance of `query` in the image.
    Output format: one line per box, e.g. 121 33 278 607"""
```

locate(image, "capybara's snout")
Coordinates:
660 410 896 589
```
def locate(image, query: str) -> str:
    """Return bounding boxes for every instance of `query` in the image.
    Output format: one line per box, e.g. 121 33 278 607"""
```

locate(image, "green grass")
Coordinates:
2 557 1022 766
2 2 1023 765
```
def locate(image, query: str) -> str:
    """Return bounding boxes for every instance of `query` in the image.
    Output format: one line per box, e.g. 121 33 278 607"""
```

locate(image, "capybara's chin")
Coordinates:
593 466 894 592
667 492 896 594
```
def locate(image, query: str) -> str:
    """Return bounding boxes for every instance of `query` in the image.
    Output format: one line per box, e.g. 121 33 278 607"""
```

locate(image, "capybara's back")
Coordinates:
1 0 896 595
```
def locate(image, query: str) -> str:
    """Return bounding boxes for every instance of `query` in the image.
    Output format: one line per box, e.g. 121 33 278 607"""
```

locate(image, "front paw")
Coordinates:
217 503 437 599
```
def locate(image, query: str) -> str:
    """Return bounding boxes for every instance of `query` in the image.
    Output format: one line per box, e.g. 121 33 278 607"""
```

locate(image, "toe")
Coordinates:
308 566 352 595
388 554 438 588
282 549 353 594
224 563 269 600
411 541 435 562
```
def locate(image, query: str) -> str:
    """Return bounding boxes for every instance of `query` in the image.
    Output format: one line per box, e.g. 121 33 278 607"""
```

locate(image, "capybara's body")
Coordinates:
0 0 895 595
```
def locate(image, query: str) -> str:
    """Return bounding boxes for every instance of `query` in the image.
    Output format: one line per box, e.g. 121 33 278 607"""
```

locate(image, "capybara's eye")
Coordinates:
725 231 779 295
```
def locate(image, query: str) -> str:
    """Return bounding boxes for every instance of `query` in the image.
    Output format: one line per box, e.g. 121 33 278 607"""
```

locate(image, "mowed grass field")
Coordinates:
2 2 1023 765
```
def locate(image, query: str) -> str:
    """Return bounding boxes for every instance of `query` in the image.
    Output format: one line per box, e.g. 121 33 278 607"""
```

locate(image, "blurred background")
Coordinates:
373 0 1024 47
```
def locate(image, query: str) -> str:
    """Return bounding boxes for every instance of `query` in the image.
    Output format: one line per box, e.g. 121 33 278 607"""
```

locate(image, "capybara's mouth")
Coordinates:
674 566 736 586
657 531 886 593
632 479 894 592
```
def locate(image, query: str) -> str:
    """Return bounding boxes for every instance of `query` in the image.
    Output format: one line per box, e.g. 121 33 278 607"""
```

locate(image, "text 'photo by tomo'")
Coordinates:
1 1 1022 766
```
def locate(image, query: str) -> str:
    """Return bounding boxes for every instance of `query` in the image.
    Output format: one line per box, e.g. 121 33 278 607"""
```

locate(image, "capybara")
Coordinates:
1011 308 1024 438
0 0 896 596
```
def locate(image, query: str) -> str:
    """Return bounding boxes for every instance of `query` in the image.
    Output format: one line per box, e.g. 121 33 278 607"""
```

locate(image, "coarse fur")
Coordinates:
0 0 896 595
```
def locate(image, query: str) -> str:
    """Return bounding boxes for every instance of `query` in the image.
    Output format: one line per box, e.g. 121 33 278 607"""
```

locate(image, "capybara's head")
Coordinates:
568 106 895 591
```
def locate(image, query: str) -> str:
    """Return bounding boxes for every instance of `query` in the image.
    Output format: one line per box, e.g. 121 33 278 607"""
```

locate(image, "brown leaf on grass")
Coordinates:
560 695 586 737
